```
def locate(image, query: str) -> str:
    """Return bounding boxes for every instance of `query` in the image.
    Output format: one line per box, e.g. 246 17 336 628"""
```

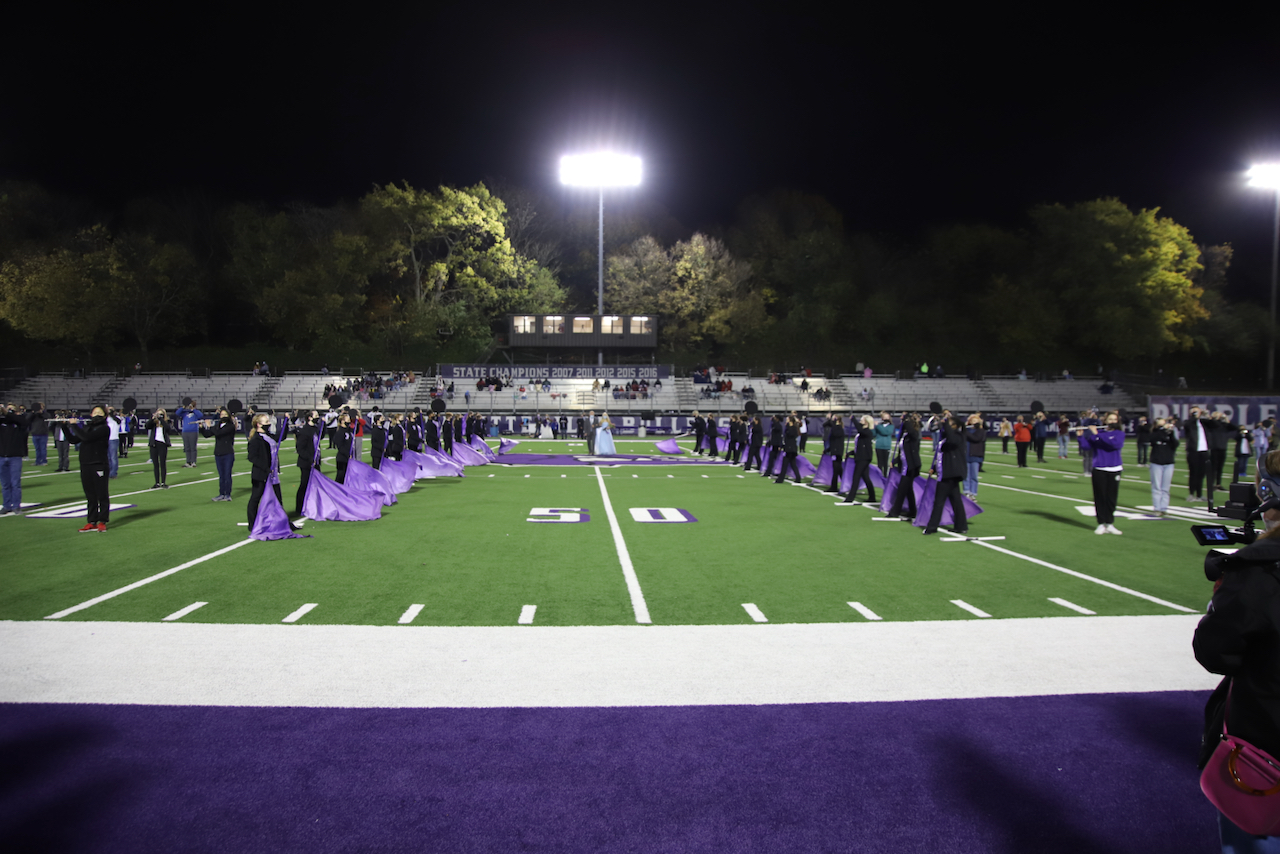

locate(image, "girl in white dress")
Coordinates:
595 414 617 455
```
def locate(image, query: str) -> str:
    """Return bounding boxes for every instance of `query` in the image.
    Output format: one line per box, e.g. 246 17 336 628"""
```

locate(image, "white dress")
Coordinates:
595 424 617 455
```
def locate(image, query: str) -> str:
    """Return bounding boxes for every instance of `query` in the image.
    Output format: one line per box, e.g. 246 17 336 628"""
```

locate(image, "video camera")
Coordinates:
1193 480 1280 581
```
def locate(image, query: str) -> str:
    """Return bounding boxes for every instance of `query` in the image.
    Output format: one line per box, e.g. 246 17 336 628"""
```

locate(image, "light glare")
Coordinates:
1249 164 1280 190
559 153 642 187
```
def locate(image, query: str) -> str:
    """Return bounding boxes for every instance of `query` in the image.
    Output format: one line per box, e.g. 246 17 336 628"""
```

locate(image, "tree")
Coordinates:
1027 199 1207 361
111 232 203 359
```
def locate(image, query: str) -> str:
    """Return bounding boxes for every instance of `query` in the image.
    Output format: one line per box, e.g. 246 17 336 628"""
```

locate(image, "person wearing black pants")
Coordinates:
1206 411 1236 492
706 417 719 459
1184 407 1211 501
923 415 968 535
201 408 238 501
68 406 111 532
775 416 802 483
335 413 354 484
145 409 175 488
1134 416 1150 465
1032 411 1049 463
370 415 387 470
295 411 320 515
825 414 846 494
842 415 879 504
886 413 922 519
692 412 706 456
246 413 281 529
763 415 784 477
744 416 764 471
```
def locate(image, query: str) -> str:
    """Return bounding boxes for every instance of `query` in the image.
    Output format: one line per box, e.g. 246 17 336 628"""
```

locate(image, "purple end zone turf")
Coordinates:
0 692 1217 853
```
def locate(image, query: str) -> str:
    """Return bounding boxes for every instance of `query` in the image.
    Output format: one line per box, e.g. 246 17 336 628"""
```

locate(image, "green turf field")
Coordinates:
1 436 1220 627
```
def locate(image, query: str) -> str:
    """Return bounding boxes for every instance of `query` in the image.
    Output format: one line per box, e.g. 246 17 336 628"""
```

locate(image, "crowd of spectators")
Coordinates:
323 370 416 402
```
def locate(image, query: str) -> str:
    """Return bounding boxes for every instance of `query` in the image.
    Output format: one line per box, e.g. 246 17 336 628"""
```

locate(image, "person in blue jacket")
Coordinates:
1084 410 1125 535
177 400 204 467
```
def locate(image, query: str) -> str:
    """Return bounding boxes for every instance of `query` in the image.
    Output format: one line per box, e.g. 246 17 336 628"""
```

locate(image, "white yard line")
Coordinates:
518 605 537 625
44 539 255 620
847 602 882 621
282 603 318 623
1049 597 1096 615
951 599 992 618
741 603 768 623
968 539 1196 613
399 604 425 625
162 602 208 622
594 466 652 624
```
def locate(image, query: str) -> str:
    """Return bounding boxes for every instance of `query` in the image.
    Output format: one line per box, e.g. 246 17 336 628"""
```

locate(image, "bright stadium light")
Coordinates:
1250 163 1280 389
560 152 642 366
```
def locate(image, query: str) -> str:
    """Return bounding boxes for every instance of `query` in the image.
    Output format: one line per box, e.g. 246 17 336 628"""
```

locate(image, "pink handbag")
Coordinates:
1201 685 1280 836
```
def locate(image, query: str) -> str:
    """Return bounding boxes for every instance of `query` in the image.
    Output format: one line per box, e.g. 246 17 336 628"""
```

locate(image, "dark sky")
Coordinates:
5 5 1280 297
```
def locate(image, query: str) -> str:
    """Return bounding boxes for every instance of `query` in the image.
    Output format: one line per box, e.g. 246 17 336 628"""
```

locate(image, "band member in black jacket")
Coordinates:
335 412 355 484
145 408 175 489
426 414 441 451
68 406 111 532
923 414 969 535
744 416 764 471
775 416 803 483
295 410 321 515
246 413 282 529
825 414 846 494
201 407 239 502
692 412 706 456
762 415 784 477
842 415 878 504
1206 411 1237 492
388 414 406 461
1184 406 1211 500
886 412 922 519
369 415 388 470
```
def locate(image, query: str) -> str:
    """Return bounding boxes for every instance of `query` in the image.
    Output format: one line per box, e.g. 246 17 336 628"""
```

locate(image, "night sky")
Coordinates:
4 5 1280 296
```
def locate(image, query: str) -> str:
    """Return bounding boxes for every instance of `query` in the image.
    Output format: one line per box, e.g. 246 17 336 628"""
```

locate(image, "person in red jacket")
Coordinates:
1012 415 1032 468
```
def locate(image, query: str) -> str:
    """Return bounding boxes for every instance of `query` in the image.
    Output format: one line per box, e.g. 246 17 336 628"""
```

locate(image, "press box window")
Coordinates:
573 317 594 333
601 316 623 334
513 316 535 334
630 316 652 335
543 316 565 334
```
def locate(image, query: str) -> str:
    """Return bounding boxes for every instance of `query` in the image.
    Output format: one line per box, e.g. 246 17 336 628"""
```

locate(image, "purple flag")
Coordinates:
469 436 498 460
879 470 926 514
499 437 521 454
655 438 684 454
452 442 489 467
813 455 835 487
344 458 398 506
302 468 383 522
250 481 310 541
913 479 984 528
379 457 417 493
405 448 464 478
419 446 465 476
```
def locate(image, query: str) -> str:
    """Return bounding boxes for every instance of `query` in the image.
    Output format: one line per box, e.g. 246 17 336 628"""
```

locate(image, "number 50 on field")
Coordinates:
527 507 697 523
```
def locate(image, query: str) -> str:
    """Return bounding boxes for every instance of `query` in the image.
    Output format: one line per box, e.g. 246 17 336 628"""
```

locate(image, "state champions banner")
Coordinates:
1148 395 1280 425
442 364 670 381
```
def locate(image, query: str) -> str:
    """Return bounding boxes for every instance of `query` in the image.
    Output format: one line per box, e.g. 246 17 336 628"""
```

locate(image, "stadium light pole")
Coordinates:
559 153 642 366
1249 164 1280 390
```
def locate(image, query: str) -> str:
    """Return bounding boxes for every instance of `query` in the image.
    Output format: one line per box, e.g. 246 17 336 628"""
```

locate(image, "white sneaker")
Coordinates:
1094 524 1107 535
1106 524 1122 535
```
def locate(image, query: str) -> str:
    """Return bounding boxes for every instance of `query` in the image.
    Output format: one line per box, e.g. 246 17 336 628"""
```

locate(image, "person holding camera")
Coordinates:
200 407 238 501
68 406 111 532
145 408 175 489
1194 449 1280 849
1 402 29 516
1084 409 1125 535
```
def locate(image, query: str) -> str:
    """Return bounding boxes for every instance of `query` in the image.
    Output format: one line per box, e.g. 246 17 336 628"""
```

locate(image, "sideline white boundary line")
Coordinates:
968 539 1196 613
594 466 652 624
44 539 255 620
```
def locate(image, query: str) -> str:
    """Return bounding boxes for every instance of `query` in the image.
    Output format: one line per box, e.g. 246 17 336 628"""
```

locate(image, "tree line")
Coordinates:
0 180 1263 379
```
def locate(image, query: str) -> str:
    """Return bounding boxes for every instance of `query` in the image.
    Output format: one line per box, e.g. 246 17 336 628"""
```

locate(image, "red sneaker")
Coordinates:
97 523 107 533
78 523 96 533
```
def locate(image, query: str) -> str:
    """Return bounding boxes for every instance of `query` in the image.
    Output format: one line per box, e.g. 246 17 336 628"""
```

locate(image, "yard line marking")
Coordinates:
561 474 567 478
518 605 537 625
742 603 768 623
283 603 317 623
1031 475 1046 479
1063 475 1078 479
524 474 531 478
1002 475 1015 479
594 467 652 624
969 539 1196 612
44 539 255 620
1049 597 1096 615
668 474 675 478
162 602 208 622
736 475 744 479
701 474 709 478
951 599 991 618
488 474 494 478
847 602 882 621
872 516 907 521
633 474 639 478
399 604 425 624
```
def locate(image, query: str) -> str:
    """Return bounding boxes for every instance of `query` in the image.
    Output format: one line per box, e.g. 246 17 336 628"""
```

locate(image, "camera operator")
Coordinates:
1194 449 1280 848
1 402 29 516
145 408 175 488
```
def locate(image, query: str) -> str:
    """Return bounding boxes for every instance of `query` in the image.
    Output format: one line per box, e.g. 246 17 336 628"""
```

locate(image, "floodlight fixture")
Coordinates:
559 153 642 188
559 152 643 365
1250 163 1280 389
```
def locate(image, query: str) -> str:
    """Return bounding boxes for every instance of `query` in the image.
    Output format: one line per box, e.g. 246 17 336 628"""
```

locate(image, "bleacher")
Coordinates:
111 373 269 412
4 373 116 410
837 375 1140 414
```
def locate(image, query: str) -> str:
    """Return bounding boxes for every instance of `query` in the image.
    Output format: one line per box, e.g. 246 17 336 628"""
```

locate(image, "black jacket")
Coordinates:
247 433 272 483
145 417 175 447
295 424 320 466
935 424 966 480
0 410 29 457
200 418 238 456
827 420 845 457
965 425 987 459
1148 427 1179 466
899 424 921 471
69 417 110 466
852 425 873 462
1195 536 1280 764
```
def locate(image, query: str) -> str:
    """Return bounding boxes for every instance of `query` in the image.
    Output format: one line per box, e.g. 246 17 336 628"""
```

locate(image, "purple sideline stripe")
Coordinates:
497 453 729 467
0 692 1217 853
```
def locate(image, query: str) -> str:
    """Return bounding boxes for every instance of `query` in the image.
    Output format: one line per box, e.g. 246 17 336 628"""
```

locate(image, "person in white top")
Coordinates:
106 407 121 479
